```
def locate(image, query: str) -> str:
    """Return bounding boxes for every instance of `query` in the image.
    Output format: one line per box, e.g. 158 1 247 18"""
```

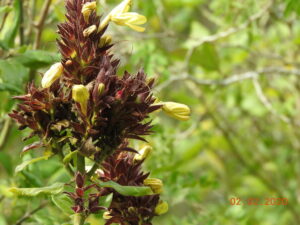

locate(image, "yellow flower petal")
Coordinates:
125 23 145 32
41 63 64 88
83 25 97 37
155 201 169 215
72 85 90 115
110 0 132 15
162 102 191 121
111 13 147 32
82 1 97 22
98 0 147 32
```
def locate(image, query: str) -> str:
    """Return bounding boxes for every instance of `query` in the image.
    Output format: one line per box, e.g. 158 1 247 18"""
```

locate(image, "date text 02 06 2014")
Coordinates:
229 198 288 206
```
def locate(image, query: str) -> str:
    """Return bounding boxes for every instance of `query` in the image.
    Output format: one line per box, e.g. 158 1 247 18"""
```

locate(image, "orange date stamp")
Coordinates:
229 197 288 206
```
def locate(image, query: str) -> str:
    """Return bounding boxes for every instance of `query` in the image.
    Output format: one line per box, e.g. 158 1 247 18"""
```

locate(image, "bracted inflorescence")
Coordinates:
9 0 190 224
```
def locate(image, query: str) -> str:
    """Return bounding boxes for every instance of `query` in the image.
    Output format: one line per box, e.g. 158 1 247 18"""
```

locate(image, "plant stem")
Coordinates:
77 153 85 174
33 0 51 49
75 153 86 225
0 117 11 150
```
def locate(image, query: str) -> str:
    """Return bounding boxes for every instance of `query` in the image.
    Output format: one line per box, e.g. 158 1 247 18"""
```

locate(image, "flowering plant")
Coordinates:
9 0 190 224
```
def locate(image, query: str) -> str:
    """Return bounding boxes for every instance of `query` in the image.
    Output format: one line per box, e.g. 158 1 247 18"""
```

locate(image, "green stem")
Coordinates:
75 153 86 225
0 117 11 150
77 153 85 174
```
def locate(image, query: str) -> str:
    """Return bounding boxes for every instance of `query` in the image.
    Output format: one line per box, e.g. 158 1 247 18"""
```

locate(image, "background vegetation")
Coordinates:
1 0 300 224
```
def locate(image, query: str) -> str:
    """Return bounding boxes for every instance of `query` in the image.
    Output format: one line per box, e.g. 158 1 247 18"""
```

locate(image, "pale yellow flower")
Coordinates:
144 178 163 194
111 12 147 32
134 145 152 161
72 85 90 115
103 211 112 220
83 25 97 37
110 0 131 15
99 35 112 47
155 201 169 215
41 63 64 88
97 83 105 95
98 0 146 32
162 102 191 121
82 1 97 22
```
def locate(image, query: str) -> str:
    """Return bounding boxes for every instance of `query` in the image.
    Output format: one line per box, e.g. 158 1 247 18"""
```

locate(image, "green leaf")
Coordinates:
191 43 220 71
14 50 60 69
15 155 51 173
99 193 113 208
0 59 29 94
9 183 64 197
0 83 22 94
1 0 21 48
96 180 153 197
285 0 300 16
0 152 13 175
51 194 73 215
21 170 43 187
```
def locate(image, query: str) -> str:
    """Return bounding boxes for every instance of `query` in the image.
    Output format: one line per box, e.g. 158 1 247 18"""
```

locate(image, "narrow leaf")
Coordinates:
9 183 64 197
51 194 74 214
14 50 60 69
15 155 51 173
97 180 153 197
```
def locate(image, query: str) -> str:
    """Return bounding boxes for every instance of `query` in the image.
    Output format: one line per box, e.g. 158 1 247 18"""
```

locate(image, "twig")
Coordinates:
19 0 24 45
0 0 13 32
156 67 300 92
0 117 11 150
33 0 52 49
252 77 291 123
26 0 37 44
14 201 48 225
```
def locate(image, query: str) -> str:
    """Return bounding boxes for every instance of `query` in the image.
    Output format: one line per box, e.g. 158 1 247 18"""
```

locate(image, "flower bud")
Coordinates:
162 102 190 121
72 85 90 115
103 211 112 220
128 206 136 214
99 35 112 48
134 145 152 161
155 201 168 215
83 25 97 37
143 178 163 194
98 83 105 96
82 1 97 22
41 62 64 88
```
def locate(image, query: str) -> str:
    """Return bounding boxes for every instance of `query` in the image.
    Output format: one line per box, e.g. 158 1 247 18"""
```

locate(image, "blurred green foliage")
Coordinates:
1 0 300 224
